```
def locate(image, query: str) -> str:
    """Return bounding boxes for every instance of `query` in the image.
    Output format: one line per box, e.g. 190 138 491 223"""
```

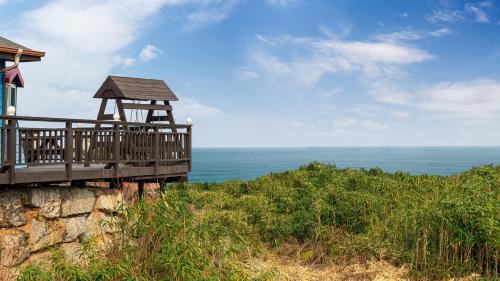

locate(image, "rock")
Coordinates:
0 230 30 267
21 250 52 268
29 188 61 219
95 189 123 213
0 190 27 227
59 242 84 264
0 266 19 281
62 216 88 242
29 217 62 252
85 212 117 238
61 189 95 217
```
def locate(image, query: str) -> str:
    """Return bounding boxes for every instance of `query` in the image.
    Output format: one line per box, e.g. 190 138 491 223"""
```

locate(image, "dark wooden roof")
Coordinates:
94 76 178 101
0 36 45 62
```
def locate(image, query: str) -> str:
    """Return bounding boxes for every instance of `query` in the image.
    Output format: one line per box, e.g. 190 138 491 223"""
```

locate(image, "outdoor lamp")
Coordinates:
113 113 121 121
186 118 193 125
6 106 16 116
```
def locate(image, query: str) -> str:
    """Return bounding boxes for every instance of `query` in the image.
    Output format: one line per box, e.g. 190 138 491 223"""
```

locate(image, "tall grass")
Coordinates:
19 163 499 280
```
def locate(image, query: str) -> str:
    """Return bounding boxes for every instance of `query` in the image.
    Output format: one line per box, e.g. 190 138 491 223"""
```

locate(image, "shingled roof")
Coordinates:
0 36 28 50
94 76 178 101
0 36 45 62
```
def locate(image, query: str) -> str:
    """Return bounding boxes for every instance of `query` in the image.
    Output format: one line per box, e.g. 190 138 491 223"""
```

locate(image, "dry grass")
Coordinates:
243 256 408 281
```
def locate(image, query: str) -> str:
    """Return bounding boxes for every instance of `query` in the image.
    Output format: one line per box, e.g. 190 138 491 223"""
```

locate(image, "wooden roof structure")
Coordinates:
94 76 178 101
93 76 179 133
0 36 45 62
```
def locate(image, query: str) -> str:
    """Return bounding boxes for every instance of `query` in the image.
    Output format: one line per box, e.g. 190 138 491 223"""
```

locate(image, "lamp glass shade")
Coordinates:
6 106 16 116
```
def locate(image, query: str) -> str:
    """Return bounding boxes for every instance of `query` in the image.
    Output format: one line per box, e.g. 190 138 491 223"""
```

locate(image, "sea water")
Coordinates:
190 147 500 182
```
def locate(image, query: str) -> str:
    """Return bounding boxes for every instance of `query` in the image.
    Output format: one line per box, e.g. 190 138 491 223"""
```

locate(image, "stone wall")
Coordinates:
0 186 124 280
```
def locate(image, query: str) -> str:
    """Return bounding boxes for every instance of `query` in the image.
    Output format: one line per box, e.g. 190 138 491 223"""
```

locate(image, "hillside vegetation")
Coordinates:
19 163 499 280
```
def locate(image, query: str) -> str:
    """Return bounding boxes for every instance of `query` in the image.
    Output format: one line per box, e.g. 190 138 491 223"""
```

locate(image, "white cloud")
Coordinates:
248 33 433 89
319 22 352 39
139 44 162 62
465 0 493 23
9 0 230 119
427 0 494 24
175 97 222 119
0 0 7 6
114 56 137 68
426 9 463 23
418 79 500 120
183 0 239 31
375 28 450 43
237 69 259 80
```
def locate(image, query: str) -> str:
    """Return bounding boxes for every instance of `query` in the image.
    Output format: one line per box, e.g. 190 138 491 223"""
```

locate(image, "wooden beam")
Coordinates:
145 100 156 123
122 103 172 111
100 114 114 120
150 116 168 122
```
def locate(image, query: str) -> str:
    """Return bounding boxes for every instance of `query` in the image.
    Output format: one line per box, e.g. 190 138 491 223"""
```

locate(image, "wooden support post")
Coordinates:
65 122 73 181
7 119 16 184
138 181 145 199
187 126 192 172
113 124 120 178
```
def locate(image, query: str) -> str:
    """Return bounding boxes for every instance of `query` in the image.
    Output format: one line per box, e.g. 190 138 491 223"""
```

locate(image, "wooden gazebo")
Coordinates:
94 76 178 130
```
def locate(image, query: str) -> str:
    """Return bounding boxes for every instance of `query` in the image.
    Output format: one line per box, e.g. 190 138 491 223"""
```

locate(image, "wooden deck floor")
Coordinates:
0 163 189 185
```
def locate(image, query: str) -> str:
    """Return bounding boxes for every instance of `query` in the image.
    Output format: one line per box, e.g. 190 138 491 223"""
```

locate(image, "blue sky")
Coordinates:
1 0 500 147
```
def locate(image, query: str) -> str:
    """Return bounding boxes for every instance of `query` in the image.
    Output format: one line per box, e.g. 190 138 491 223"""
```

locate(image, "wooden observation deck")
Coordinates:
0 115 192 186
0 76 192 187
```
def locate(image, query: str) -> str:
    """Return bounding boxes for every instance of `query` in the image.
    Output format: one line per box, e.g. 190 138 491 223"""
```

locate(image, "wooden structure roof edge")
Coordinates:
0 47 46 58
0 36 45 61
94 75 178 101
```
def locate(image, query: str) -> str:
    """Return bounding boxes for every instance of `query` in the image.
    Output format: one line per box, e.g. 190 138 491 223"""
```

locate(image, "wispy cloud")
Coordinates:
319 22 353 39
427 0 494 24
139 44 162 62
266 0 294 7
374 28 451 42
418 79 500 120
183 0 240 31
248 32 434 89
464 0 493 23
426 9 463 23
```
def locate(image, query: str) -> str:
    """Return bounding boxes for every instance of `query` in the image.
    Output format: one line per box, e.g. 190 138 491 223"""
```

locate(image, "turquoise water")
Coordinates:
190 147 500 182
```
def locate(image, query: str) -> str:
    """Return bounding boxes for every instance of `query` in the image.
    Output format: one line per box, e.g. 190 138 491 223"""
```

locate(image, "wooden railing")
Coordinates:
0 115 192 184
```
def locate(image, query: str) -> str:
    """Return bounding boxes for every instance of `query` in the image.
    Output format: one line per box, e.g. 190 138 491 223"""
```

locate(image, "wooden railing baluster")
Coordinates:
65 122 73 180
7 119 16 184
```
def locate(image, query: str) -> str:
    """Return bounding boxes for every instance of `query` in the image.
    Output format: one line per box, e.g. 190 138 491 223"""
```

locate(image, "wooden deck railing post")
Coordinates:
65 122 73 181
7 119 16 184
187 126 192 172
113 124 120 178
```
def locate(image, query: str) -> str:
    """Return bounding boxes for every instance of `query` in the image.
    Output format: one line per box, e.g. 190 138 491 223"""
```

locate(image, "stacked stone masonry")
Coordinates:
0 187 124 280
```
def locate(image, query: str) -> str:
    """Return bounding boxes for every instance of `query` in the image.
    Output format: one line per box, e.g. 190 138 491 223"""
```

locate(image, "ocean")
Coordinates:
190 147 500 182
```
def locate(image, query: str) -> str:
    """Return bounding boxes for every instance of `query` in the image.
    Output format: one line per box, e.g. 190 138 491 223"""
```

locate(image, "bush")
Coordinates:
19 163 499 280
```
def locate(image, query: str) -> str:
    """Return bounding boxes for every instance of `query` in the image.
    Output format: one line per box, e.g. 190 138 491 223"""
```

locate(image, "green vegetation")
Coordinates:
19 163 499 280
